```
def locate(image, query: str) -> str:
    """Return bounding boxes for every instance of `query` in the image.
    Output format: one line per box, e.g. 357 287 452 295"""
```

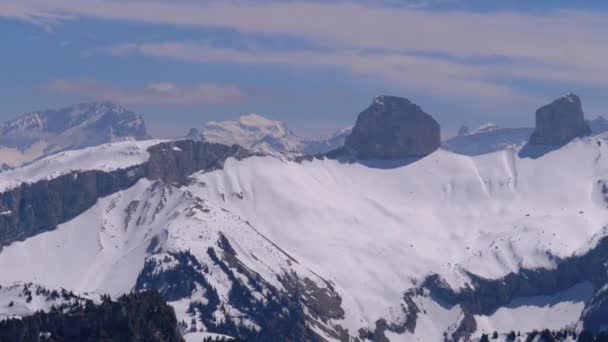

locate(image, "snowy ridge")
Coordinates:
0 178 342 338
0 140 162 191
190 137 608 336
2 137 608 340
0 283 97 321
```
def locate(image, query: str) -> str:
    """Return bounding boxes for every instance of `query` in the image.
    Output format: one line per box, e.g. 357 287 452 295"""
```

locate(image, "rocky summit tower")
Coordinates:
344 95 441 159
530 93 591 145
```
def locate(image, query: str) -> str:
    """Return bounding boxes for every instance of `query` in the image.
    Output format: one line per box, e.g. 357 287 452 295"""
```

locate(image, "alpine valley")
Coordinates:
2 95 608 342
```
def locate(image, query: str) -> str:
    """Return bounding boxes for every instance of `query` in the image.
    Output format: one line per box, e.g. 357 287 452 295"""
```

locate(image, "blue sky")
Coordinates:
1 0 608 138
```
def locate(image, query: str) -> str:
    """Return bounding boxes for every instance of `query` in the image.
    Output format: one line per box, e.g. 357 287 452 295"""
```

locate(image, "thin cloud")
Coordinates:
105 42 540 104
5 0 608 103
3 0 608 69
44 79 246 105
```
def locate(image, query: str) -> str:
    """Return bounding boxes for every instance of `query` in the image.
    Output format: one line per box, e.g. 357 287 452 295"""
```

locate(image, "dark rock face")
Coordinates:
530 94 591 145
145 140 252 185
415 233 608 335
0 140 253 248
344 96 440 159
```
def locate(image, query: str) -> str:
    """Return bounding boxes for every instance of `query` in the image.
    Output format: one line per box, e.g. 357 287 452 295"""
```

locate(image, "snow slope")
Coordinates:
0 177 334 335
0 140 162 191
189 137 608 333
2 137 608 340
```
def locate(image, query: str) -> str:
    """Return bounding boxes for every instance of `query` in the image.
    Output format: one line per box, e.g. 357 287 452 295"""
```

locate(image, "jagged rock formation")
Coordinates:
530 93 591 145
0 140 252 248
344 95 440 159
0 101 148 168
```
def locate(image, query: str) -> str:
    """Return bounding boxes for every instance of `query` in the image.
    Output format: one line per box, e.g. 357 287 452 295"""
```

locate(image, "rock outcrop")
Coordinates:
344 96 440 159
0 140 252 248
529 93 591 145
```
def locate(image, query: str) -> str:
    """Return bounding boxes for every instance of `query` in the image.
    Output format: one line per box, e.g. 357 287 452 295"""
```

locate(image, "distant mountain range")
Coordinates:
0 101 148 169
184 113 351 155
444 116 608 156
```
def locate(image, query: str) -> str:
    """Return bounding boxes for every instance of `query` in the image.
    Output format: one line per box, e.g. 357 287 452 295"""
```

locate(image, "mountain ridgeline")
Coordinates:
1 94 608 341
0 140 252 248
0 102 148 169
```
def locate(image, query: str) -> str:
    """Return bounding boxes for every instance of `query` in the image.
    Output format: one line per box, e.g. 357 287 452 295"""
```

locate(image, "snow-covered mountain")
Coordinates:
446 117 608 157
187 113 350 155
0 101 148 169
444 123 533 156
2 136 608 340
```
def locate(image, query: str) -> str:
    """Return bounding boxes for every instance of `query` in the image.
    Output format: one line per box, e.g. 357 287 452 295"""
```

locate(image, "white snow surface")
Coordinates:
474 282 593 336
198 113 350 155
0 140 162 191
2 137 608 340
202 113 304 154
189 137 608 333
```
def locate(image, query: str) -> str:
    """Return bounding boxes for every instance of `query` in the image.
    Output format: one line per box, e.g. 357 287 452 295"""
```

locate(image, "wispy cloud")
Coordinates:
44 79 246 105
106 42 534 103
4 0 608 103
4 1 608 66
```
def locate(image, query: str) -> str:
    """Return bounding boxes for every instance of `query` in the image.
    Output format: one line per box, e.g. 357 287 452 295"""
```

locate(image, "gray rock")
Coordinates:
344 95 440 159
0 140 253 248
530 93 591 145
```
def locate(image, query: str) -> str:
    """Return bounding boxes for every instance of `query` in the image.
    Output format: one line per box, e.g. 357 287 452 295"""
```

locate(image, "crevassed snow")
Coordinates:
188 138 608 333
0 140 162 191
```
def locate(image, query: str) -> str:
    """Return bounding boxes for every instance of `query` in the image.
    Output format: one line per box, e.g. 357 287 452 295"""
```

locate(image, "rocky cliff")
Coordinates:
530 94 591 145
344 96 440 159
0 140 252 248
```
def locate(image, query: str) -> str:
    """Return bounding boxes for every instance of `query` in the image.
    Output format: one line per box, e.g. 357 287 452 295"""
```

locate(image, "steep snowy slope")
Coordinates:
0 101 148 169
0 140 162 191
0 176 345 339
188 137 608 338
2 137 608 340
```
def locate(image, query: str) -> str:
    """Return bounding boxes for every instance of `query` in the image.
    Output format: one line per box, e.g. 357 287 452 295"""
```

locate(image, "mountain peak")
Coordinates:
372 95 416 107
0 102 148 168
238 113 284 128
345 95 440 159
530 93 590 145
